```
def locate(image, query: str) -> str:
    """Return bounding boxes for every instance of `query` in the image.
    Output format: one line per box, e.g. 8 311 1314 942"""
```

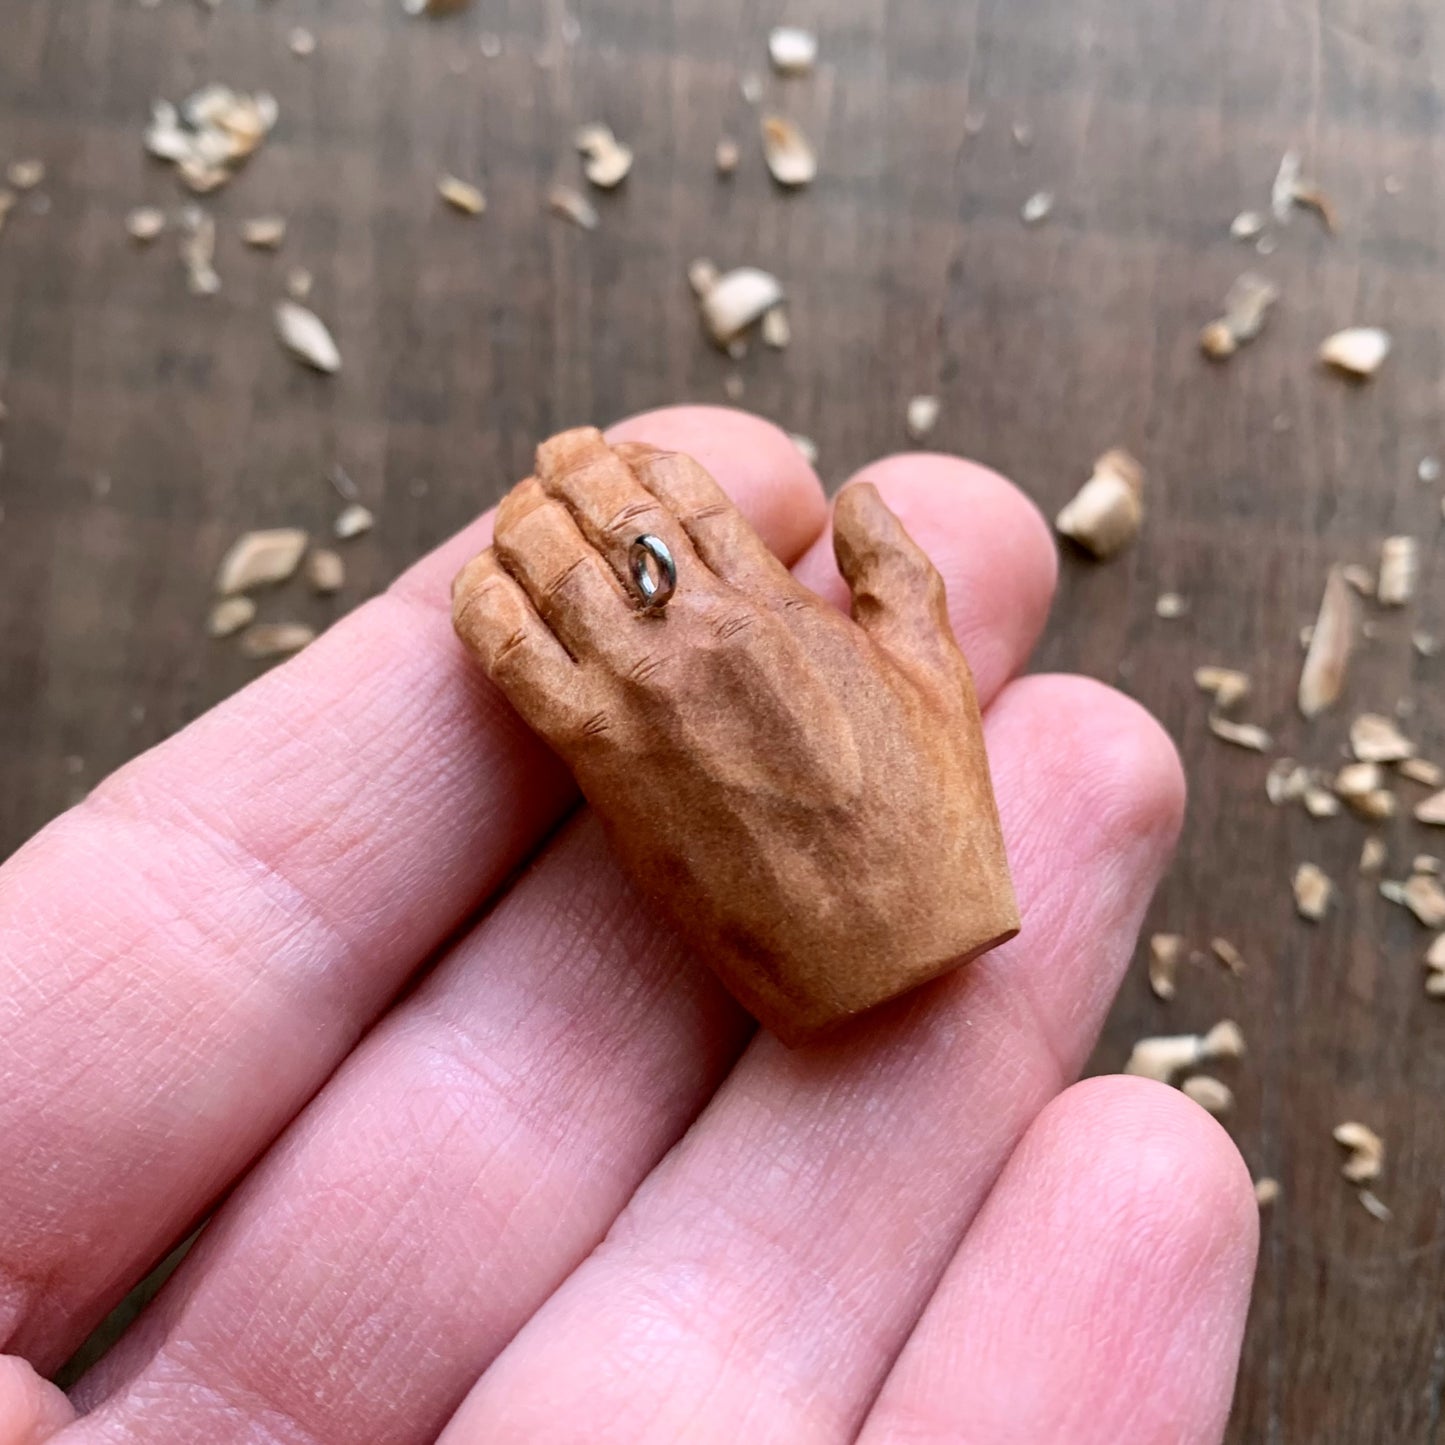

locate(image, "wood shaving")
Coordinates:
286 267 314 300
1360 837 1387 875
145 88 278 193
1377 536 1418 607
1293 862 1332 921
1298 567 1355 718
1358 1189 1392 1222
215 528 309 594
1211 937 1246 976
761 116 818 188
1401 758 1444 787
6 159 45 191
1413 632 1440 659
740 73 764 105
1254 1177 1281 1207
548 184 599 230
698 267 785 347
1333 1122 1383 1184
305 548 345 594
575 124 634 189
1351 713 1414 763
334 503 374 540
240 622 317 659
179 208 220 296
715 138 740 176
1335 761 1383 801
1195 666 1250 710
1418 456 1442 485
289 26 317 56
275 301 341 373
1055 448 1144 560
687 258 719 297
1414 789 1445 825
1382 873 1445 927
768 26 818 75
1148 933 1184 1001
1181 1075 1234 1117
1231 211 1265 241
1021 190 1055 226
126 206 166 242
1011 120 1034 149
439 175 486 214
241 215 286 248
1413 855 1440 875
1290 182 1337 232
207 595 256 638
906 395 941 441
1271 150 1302 223
1350 789 1396 823
1155 593 1188 619
790 434 818 467
1266 758 1309 805
1208 715 1272 752
761 306 791 349
1320 327 1391 378
1124 1020 1243 1083
1304 784 1342 818
1201 272 1279 361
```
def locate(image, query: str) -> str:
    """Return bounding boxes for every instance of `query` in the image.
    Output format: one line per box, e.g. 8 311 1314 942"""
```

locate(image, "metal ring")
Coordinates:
629 535 677 611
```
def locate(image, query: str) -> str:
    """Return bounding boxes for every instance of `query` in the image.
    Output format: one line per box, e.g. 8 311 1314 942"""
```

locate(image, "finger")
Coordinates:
0 407 824 1369
795 453 1057 702
0 1357 75 1444
832 480 962 691
452 549 594 736
535 427 709 596
859 1077 1258 1445
60 460 1052 1444
492 477 638 661
436 676 1186 1445
615 441 796 595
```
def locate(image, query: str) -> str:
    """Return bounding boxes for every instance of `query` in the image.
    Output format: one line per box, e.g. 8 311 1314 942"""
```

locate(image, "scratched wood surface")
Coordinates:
3 0 1444 1438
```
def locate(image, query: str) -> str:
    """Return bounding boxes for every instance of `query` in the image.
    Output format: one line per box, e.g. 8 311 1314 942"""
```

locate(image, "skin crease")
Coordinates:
0 410 1258 1444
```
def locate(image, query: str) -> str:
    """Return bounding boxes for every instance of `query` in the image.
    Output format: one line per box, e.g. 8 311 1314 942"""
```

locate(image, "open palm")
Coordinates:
0 408 1256 1445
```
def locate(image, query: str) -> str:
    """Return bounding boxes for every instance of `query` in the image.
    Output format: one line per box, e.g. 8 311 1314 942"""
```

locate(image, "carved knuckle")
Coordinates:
710 610 758 644
542 555 590 602
606 498 665 538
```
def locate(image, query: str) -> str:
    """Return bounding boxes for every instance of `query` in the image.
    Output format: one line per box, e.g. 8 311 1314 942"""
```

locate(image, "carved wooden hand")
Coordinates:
453 429 1018 1044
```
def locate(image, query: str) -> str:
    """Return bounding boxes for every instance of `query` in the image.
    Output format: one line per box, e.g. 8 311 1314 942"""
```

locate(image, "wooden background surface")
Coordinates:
3 0 1445 1438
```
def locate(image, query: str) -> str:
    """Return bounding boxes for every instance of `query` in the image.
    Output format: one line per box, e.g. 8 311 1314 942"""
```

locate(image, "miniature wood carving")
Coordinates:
452 428 1018 1045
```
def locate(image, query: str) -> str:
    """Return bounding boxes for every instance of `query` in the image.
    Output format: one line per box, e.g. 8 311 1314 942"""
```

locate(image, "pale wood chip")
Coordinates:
6 159 45 191
1292 862 1332 921
1195 665 1250 710
1011 120 1034 148
740 72 764 105
1124 1020 1242 1083
179 208 219 295
1377 536 1418 606
1266 758 1309 805
1208 714 1271 752
207 595 256 638
761 306 791 349
1298 568 1355 717
715 138 740 176
1155 592 1188 619
1254 1177 1280 1207
1418 456 1442 485
1358 1189 1392 1221
1333 1122 1383 1184
575 125 633 189
761 115 817 187
241 215 286 248
1056 449 1144 560
1351 712 1414 763
1413 855 1440 875
699 267 785 347
126 206 167 242
1360 837 1387 875
1428 973 1445 999
1412 631 1439 659
439 176 486 214
1271 150 1301 223
215 527 309 594
275 301 341 373
1401 758 1444 787
548 184 599 230
1201 272 1278 361
1148 933 1184 1001
1021 190 1055 226
1335 760 1383 800
334 503 374 540
1210 937 1246 976
722 373 745 403
906 395 940 441
1384 873 1445 927
1181 1075 1234 1117
687 258 719 297
1231 211 1265 241
1414 789 1445 825
790 434 818 466
305 547 345 594
1320 327 1391 378
1304 784 1341 818
240 622 316 660
288 26 317 56
286 266 314 300
768 25 817 75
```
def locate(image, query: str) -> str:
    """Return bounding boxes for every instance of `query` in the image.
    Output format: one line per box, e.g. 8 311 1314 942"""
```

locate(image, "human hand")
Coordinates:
452 428 1017 1042
0 408 1257 1445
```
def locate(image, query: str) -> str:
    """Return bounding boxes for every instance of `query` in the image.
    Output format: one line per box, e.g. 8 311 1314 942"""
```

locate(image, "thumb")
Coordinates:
0 1356 76 1445
832 481 968 692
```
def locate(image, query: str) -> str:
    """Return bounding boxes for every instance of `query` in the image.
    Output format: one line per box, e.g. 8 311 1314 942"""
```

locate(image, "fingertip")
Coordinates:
0 1355 76 1444
607 407 827 564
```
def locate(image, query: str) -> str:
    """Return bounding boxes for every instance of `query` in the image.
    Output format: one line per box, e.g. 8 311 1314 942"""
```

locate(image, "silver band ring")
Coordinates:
629 534 677 611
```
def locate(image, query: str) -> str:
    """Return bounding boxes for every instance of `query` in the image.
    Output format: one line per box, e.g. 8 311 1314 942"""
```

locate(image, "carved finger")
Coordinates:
450 548 598 737
616 442 800 597
832 481 969 693
535 428 713 600
493 477 636 662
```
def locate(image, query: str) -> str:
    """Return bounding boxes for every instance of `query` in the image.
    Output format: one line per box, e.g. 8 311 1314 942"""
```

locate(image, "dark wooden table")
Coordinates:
3 1 1444 1438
